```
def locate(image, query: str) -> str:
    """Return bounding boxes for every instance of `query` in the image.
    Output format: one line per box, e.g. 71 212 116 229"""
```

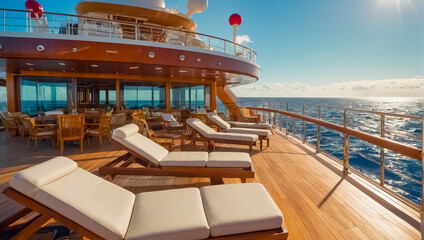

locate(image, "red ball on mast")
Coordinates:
25 0 44 18
229 13 242 27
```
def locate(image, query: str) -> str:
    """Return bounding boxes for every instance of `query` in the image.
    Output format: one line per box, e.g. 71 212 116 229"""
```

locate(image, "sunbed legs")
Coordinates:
10 214 51 240
210 178 224 185
249 144 252 153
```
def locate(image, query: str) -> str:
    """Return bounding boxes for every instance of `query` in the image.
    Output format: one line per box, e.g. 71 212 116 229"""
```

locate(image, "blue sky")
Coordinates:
2 0 424 97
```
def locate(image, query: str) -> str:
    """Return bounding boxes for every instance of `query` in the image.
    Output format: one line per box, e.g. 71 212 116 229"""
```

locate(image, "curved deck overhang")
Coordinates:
75 1 197 31
0 32 260 86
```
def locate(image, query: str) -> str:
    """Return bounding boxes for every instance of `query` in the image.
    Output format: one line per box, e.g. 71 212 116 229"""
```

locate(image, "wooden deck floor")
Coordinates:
0 130 420 239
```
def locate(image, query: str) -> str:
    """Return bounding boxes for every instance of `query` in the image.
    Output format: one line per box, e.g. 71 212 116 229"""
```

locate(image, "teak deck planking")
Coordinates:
0 130 420 239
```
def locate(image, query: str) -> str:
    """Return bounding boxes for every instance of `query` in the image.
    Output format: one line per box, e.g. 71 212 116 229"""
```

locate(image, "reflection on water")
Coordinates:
225 97 424 204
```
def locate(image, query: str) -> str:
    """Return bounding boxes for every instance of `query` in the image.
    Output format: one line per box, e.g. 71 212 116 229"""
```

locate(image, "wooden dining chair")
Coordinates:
86 113 112 148
132 118 173 151
23 118 55 150
0 113 19 142
57 114 85 155
19 115 31 141
111 113 127 131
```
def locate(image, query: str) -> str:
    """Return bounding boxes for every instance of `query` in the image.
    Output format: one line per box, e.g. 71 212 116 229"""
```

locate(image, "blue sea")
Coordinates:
219 97 424 205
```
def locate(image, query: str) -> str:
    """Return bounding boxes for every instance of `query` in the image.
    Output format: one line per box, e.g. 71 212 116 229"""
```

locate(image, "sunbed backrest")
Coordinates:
186 118 215 137
162 113 178 123
112 124 169 165
207 112 231 131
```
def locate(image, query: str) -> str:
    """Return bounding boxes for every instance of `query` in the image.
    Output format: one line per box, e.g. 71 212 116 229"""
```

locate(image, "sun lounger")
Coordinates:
208 112 271 150
3 157 288 240
161 113 184 132
99 124 254 182
186 118 259 152
227 120 273 130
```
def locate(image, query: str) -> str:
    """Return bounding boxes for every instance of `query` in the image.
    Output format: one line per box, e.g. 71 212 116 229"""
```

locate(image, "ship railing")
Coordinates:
236 100 424 210
0 8 257 63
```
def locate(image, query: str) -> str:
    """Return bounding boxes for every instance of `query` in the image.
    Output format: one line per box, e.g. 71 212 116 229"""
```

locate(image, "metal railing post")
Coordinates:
343 109 350 172
208 37 210 48
380 114 385 186
279 114 283 131
292 104 296 135
268 100 271 124
224 41 226 53
303 104 306 143
421 120 424 221
3 10 5 32
286 102 289 135
316 105 321 153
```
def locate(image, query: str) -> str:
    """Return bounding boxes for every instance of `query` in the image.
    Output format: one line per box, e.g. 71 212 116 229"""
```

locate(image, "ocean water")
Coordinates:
220 97 424 205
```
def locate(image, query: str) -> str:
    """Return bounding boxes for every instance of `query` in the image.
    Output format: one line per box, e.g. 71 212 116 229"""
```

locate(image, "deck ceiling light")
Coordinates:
218 61 222 66
155 67 162 70
129 66 139 70
72 48 78 53
149 51 155 58
91 64 99 68
37 45 45 52
58 62 66 66
179 70 188 73
197 58 202 62
29 68 34 70
26 63 34 66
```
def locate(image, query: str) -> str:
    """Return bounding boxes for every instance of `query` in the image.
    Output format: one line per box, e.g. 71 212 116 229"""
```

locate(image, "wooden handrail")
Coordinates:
248 107 423 161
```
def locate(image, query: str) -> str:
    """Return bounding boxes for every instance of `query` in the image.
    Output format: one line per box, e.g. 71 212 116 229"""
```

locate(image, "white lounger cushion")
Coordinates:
227 121 271 129
208 132 258 142
113 123 140 139
10 157 78 198
125 188 210 240
207 152 251 168
186 118 215 136
227 128 271 137
162 113 178 123
160 152 208 167
200 183 283 237
11 157 135 240
187 118 258 142
112 125 169 166
207 112 231 131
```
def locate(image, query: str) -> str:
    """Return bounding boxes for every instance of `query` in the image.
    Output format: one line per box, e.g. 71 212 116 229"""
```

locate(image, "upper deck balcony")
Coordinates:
0 8 257 63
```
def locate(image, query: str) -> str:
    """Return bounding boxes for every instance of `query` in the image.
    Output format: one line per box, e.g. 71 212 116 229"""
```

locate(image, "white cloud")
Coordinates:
235 35 252 45
231 76 424 98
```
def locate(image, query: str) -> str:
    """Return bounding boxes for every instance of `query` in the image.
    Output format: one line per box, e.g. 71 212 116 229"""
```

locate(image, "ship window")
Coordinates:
171 83 209 110
121 81 165 109
20 77 74 116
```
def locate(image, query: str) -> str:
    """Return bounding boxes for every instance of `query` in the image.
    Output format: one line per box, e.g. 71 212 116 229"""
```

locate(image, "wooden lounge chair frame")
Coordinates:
187 123 257 153
1 187 288 240
98 138 255 183
210 121 270 151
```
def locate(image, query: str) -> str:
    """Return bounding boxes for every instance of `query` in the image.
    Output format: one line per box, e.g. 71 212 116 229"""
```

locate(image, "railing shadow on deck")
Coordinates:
278 131 421 230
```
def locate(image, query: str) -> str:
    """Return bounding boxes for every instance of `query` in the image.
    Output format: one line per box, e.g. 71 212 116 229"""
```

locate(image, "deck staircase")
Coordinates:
216 85 241 120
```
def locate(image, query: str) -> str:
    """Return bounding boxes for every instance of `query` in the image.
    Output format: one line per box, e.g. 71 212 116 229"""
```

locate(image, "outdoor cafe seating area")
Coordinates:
0 107 231 155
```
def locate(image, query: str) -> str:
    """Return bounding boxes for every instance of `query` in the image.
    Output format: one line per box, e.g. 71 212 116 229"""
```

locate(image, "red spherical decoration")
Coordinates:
25 0 44 18
229 13 242 26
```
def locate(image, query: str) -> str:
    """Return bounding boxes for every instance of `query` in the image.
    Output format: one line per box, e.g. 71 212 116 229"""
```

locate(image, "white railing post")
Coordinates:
316 105 321 153
292 104 296 135
380 114 385 186
286 102 289 135
303 104 306 143
343 109 350 172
